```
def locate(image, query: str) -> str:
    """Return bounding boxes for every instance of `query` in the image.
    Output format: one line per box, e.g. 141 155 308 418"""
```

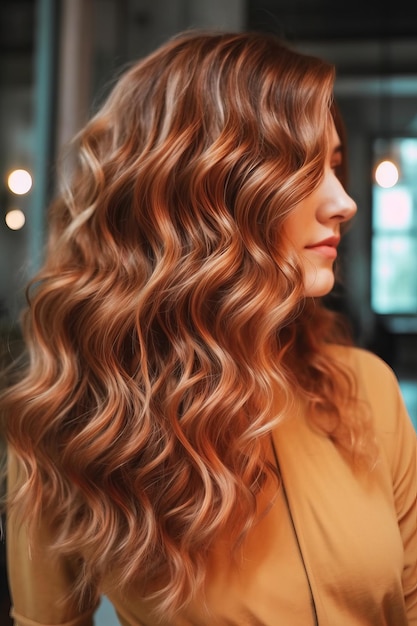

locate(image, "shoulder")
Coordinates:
326 345 403 429
326 344 398 389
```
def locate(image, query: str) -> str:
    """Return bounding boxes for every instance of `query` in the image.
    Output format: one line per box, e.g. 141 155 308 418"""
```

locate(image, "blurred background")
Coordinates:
1 0 416 623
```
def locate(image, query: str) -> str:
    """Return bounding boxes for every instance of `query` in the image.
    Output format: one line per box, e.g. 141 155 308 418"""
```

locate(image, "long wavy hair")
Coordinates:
2 30 375 618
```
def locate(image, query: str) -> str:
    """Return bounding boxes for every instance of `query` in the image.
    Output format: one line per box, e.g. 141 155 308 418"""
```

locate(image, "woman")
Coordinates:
2 30 416 626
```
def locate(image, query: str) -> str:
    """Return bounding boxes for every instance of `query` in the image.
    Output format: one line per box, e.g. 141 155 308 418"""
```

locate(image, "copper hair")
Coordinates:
1 30 375 618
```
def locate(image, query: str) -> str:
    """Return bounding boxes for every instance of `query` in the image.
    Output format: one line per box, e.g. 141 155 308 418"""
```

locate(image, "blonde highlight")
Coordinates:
2 30 375 619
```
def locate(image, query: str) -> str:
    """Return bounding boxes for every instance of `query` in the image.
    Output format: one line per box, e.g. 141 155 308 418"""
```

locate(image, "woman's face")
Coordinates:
283 120 357 297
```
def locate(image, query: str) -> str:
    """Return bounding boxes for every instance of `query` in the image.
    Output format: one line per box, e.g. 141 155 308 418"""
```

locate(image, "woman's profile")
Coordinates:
2 30 416 626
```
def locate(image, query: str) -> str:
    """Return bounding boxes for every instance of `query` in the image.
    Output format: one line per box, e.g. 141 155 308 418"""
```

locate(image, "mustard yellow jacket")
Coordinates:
7 347 417 625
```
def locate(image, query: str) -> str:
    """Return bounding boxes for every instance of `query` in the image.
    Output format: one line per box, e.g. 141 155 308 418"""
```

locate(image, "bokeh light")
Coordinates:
375 160 399 188
5 208 26 230
7 168 33 195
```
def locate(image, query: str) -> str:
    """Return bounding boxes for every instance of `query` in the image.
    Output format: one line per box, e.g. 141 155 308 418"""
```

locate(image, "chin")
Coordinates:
304 271 335 298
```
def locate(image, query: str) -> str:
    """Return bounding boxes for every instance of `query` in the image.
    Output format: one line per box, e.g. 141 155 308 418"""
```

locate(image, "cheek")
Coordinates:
282 215 302 249
282 201 316 249
300 254 336 297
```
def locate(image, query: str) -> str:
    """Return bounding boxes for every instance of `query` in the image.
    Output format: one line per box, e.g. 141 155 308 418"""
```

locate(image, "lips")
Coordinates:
305 236 340 259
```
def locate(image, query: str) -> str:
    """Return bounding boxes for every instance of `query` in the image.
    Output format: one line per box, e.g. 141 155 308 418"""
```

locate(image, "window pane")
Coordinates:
371 235 417 313
371 137 417 315
372 186 413 231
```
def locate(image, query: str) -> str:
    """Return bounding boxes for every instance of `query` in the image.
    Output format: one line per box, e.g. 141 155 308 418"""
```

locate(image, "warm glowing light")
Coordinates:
7 168 33 195
375 160 399 188
5 208 26 230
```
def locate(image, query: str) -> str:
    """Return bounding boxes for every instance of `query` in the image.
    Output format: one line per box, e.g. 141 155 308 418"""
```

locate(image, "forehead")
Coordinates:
327 118 343 157
329 119 341 146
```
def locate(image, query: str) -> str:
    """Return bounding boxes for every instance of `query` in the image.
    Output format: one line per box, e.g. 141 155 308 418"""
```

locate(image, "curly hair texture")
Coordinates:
2 30 375 618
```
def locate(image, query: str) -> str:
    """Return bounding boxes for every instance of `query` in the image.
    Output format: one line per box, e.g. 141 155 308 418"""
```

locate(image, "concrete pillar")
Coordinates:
56 0 94 152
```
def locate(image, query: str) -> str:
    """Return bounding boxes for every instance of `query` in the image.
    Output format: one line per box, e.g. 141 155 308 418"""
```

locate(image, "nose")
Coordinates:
321 174 357 224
